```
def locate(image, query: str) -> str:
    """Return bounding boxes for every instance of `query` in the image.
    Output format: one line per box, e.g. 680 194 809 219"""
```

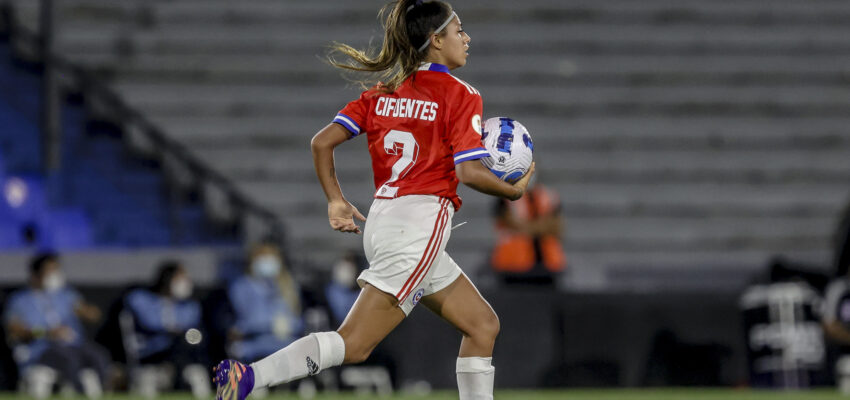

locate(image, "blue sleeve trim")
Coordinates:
333 113 361 137
453 147 491 165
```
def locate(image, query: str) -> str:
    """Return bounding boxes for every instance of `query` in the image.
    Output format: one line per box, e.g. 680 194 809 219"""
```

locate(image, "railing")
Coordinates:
0 1 286 246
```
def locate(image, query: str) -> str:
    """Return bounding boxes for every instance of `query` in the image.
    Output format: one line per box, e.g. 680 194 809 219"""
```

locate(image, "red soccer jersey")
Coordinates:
332 63 488 210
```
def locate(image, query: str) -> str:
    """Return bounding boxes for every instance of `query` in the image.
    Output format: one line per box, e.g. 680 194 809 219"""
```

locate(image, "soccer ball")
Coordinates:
480 117 534 183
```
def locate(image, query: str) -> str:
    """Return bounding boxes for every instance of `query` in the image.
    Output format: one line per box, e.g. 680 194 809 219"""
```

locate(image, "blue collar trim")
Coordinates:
419 63 450 73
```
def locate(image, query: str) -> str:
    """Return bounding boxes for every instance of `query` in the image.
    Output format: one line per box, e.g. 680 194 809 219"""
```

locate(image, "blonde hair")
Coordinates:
327 0 453 92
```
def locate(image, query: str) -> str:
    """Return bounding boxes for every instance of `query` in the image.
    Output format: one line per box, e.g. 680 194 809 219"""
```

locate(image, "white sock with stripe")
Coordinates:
456 356 495 400
250 331 345 388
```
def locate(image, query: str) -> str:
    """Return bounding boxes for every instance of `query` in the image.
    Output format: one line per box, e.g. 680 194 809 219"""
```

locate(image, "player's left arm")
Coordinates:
311 123 366 234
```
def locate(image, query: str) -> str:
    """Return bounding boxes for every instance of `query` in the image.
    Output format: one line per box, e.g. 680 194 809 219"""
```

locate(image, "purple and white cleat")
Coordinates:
214 359 255 400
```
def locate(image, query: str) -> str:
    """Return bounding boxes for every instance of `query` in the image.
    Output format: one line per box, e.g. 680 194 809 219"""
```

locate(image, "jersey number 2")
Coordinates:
376 130 419 198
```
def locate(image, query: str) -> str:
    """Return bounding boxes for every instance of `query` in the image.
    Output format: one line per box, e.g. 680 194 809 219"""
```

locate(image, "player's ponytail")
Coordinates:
327 0 454 92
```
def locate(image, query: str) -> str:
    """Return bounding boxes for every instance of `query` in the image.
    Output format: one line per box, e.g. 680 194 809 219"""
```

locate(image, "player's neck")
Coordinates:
424 54 457 71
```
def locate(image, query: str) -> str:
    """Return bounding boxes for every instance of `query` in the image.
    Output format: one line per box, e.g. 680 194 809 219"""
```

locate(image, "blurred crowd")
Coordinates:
0 176 572 399
2 183 850 395
0 240 369 399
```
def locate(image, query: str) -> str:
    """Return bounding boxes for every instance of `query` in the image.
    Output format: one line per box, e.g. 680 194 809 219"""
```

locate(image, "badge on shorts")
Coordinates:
412 288 425 306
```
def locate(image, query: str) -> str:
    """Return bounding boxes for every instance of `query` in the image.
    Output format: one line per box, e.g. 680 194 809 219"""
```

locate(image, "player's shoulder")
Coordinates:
358 84 387 100
437 73 481 97
126 288 154 304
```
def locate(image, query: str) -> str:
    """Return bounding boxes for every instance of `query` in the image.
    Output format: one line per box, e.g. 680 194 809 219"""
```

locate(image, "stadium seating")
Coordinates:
0 36 235 249
7 0 850 280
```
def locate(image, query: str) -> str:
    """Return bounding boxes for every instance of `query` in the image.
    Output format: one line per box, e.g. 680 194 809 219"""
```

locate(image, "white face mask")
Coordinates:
252 255 281 278
332 260 357 287
43 271 65 292
171 278 193 300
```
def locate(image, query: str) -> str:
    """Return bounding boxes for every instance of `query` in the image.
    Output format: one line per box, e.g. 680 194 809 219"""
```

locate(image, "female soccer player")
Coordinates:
215 1 534 399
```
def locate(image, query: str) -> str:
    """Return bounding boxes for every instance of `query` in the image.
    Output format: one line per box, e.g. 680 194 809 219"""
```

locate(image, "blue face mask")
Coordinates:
252 255 281 278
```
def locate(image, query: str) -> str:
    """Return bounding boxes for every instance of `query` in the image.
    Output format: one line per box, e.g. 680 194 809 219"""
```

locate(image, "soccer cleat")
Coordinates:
214 359 255 400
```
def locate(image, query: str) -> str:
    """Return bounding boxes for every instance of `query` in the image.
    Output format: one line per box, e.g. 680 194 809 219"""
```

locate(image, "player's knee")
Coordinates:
343 343 374 364
472 310 500 342
337 330 375 364
484 311 501 340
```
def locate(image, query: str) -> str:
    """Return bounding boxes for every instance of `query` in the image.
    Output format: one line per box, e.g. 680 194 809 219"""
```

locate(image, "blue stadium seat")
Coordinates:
0 214 24 249
38 209 94 250
0 150 6 180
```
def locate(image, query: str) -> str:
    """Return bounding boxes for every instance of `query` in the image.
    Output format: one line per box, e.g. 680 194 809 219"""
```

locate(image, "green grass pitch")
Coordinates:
2 389 846 400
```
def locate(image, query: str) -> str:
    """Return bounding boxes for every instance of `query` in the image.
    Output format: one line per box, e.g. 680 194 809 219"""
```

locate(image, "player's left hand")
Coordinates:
328 200 366 234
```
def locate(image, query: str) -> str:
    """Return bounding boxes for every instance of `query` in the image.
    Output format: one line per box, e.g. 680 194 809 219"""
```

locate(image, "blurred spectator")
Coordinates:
227 242 303 362
124 260 209 397
490 176 566 285
2 252 110 397
820 198 850 390
324 251 362 325
822 269 850 389
322 250 397 390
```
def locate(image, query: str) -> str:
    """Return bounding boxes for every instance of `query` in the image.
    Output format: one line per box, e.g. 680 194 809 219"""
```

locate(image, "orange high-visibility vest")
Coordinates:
491 185 566 273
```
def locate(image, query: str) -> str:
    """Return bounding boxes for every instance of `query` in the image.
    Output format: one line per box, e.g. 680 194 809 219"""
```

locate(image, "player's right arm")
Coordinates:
311 123 366 234
456 160 535 201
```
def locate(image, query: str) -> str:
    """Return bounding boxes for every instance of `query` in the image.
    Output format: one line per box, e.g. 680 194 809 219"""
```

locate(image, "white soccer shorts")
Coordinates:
358 194 463 315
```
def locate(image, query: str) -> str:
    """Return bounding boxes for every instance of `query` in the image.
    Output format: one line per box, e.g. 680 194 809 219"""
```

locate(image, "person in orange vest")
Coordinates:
491 177 566 285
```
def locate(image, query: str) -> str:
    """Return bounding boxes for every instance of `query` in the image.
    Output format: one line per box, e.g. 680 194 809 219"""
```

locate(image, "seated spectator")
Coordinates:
324 251 361 325
2 252 110 397
124 260 209 397
323 250 397 389
824 201 850 389
822 271 850 386
490 176 566 285
227 241 303 362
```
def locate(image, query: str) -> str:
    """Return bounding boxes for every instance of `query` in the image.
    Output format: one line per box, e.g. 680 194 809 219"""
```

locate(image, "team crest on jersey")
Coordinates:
472 114 482 135
412 288 425 306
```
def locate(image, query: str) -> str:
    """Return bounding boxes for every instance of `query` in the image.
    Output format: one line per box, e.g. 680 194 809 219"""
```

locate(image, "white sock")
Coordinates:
250 331 345 388
456 357 495 400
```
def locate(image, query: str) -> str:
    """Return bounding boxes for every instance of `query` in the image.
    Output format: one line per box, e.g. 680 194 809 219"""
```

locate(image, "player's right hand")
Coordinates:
328 200 366 234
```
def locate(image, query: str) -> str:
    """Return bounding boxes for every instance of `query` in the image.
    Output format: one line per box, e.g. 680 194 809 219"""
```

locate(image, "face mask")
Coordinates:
43 272 65 292
171 278 193 300
332 260 357 287
252 255 281 278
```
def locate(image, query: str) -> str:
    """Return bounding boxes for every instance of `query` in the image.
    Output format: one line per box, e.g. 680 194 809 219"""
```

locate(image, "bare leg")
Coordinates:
337 283 406 364
421 274 499 400
420 274 500 357
249 283 405 390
